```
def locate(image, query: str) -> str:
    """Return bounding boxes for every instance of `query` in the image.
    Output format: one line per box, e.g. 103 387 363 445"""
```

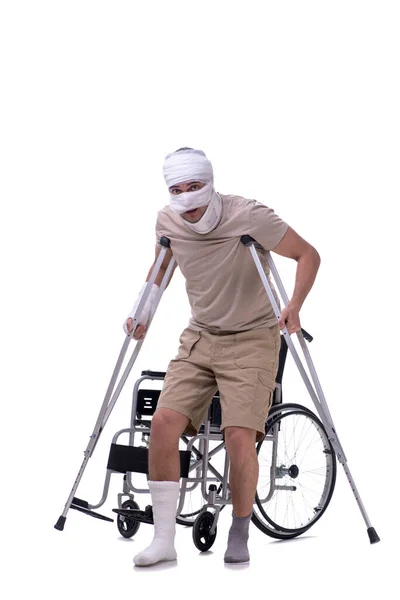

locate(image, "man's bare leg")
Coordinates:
134 408 189 567
223 426 258 563
148 408 189 480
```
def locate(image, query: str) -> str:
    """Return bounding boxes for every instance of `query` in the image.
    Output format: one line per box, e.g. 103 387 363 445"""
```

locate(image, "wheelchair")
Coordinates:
86 334 336 551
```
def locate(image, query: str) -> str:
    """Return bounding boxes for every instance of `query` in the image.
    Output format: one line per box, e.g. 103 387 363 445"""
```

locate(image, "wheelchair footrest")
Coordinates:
112 505 154 525
71 496 89 509
70 502 114 523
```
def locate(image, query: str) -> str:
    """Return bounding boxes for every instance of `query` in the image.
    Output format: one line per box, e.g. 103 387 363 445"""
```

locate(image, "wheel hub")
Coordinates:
276 464 300 478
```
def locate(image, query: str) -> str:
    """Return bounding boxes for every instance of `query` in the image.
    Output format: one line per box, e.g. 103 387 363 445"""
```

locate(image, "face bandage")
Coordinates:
163 148 222 234
169 181 213 214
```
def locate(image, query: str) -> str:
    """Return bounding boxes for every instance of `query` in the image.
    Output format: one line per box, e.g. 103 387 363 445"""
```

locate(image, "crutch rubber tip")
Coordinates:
54 516 66 531
367 527 380 544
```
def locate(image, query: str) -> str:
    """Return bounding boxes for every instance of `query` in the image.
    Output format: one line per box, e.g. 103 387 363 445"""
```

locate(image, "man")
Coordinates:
124 147 320 566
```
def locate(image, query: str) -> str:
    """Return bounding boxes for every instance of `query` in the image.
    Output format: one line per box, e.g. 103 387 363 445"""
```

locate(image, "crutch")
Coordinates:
241 235 380 544
54 237 175 531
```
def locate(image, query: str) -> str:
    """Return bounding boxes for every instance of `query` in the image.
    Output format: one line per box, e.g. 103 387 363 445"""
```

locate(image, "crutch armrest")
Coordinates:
159 236 171 248
240 235 264 250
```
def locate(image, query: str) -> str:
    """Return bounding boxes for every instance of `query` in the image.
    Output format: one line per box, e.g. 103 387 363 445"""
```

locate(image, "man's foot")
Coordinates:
224 513 251 564
134 540 177 567
132 481 180 567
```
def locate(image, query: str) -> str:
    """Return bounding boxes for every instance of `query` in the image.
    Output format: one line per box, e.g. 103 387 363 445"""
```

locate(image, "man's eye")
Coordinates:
190 185 199 191
171 189 181 195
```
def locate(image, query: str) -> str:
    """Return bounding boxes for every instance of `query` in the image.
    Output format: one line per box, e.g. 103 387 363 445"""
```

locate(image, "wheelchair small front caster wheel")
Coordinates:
192 511 217 551
117 499 140 538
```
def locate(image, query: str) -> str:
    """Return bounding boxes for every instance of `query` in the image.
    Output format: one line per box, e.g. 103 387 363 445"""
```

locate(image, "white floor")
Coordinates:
6 472 395 600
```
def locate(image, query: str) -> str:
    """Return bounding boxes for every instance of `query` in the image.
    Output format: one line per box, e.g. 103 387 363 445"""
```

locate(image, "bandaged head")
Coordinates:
162 148 222 234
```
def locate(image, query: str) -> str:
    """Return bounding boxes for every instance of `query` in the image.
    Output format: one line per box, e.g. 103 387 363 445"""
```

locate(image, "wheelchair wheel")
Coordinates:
252 407 336 539
116 499 141 539
192 511 217 551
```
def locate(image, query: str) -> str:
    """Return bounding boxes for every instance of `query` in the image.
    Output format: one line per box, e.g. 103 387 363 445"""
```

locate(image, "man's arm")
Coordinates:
127 244 177 339
146 244 177 287
271 226 321 333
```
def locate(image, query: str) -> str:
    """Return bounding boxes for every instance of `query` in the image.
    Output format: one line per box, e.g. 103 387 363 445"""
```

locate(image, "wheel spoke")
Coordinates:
254 408 336 537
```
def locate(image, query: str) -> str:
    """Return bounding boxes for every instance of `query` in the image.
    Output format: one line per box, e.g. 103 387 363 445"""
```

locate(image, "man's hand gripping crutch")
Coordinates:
124 240 177 340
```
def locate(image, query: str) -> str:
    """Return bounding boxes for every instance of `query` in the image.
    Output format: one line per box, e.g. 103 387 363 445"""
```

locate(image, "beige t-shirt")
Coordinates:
156 194 289 333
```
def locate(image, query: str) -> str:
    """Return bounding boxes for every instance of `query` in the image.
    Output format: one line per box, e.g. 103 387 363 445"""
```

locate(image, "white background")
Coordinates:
1 1 399 598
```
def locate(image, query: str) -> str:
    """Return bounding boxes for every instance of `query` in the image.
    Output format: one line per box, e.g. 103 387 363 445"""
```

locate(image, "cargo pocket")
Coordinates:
234 327 279 374
175 328 201 360
252 371 274 420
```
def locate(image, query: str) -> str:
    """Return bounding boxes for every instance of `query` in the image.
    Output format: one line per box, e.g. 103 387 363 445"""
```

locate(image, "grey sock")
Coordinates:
224 512 251 564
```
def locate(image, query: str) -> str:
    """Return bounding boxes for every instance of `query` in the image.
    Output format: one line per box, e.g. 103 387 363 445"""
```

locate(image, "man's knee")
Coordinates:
150 407 189 442
224 426 257 453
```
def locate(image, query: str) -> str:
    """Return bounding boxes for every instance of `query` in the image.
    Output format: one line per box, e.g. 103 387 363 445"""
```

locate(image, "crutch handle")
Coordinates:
160 236 171 248
300 328 313 343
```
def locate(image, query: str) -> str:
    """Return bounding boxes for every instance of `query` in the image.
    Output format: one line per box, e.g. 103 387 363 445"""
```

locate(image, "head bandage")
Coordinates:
162 148 222 234
163 149 213 188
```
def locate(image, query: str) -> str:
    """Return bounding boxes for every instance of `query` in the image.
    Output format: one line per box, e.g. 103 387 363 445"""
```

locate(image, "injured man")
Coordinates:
124 147 321 566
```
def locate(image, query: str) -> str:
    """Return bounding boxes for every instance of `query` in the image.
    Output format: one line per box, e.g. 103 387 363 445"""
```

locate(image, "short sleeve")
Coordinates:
249 200 289 251
155 219 163 245
155 209 167 245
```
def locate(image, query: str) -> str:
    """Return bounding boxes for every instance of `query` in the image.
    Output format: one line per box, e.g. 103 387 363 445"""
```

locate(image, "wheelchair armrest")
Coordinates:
141 370 167 379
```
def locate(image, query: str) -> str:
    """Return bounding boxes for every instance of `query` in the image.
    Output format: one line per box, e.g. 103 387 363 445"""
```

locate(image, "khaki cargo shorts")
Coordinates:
157 324 280 442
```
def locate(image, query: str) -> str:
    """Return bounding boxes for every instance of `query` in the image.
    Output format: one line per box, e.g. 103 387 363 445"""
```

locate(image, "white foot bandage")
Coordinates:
133 481 180 567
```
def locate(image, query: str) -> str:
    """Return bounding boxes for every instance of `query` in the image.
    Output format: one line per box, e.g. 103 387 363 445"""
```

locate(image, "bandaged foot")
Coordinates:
133 481 180 567
224 512 251 564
